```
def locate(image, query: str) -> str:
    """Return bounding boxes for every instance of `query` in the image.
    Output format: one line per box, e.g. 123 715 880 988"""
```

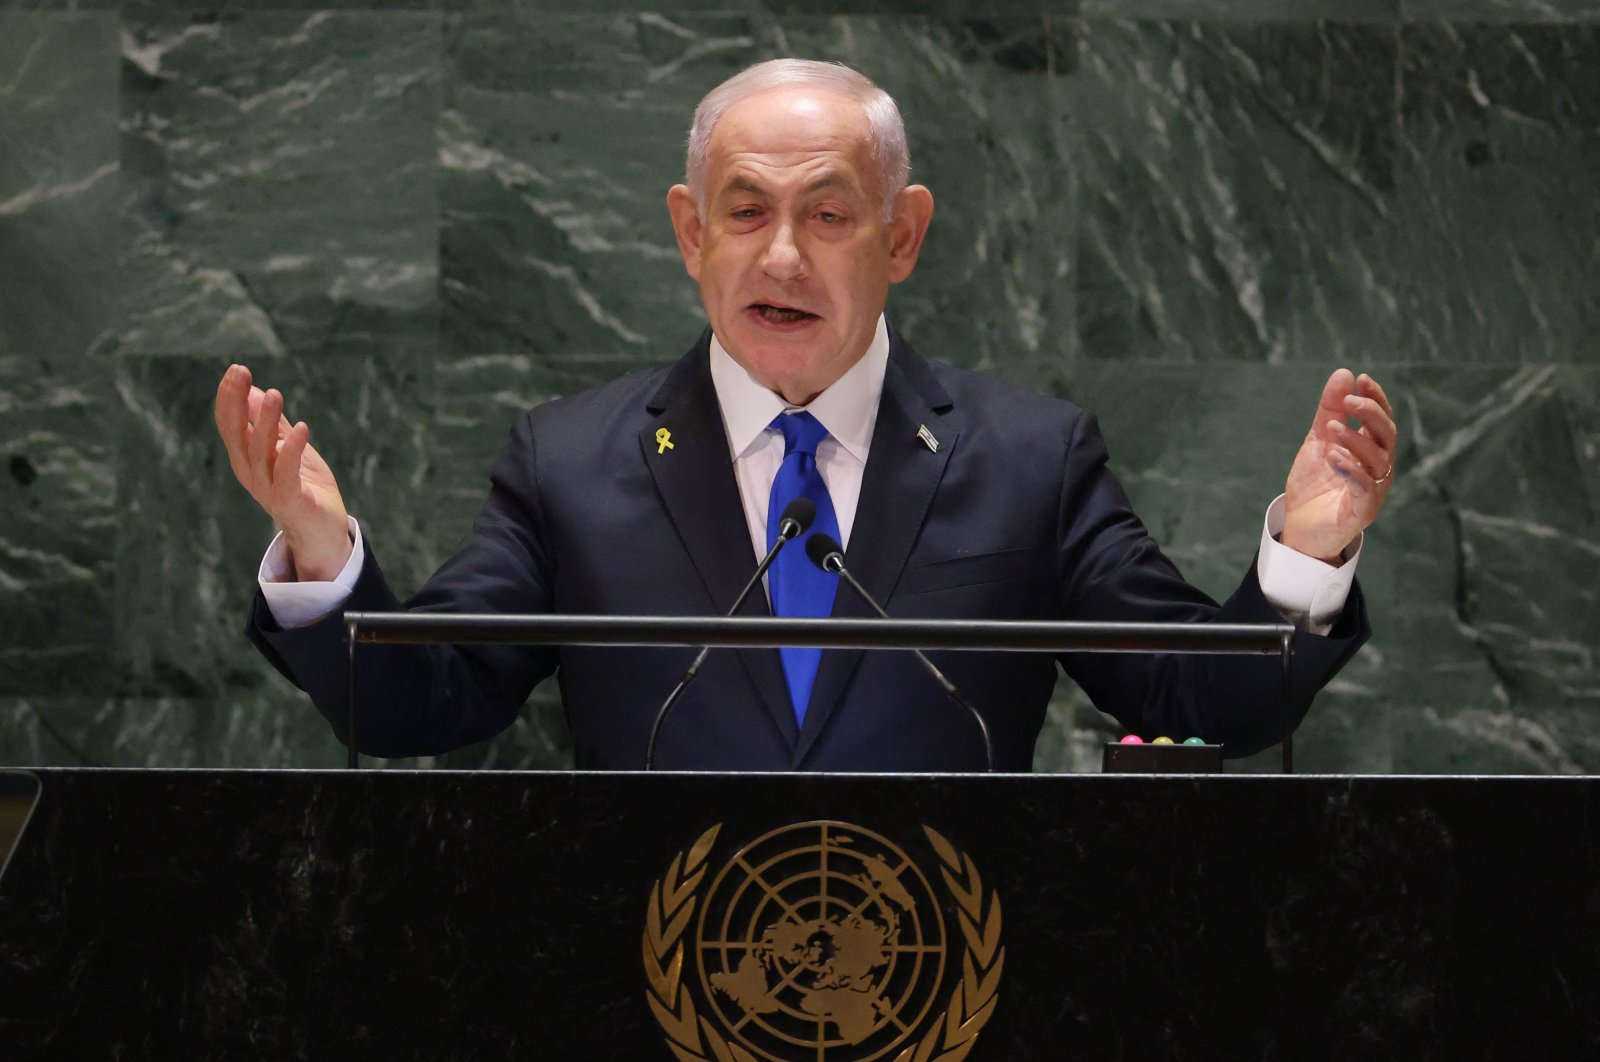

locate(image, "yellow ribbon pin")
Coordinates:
654 427 675 454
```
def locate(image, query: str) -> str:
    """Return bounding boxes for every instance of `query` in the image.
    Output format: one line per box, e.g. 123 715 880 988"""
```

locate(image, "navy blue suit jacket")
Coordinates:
249 327 1368 771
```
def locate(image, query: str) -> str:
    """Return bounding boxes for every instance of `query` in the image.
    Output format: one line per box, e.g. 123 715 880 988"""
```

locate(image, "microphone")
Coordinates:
804 533 996 772
643 497 816 769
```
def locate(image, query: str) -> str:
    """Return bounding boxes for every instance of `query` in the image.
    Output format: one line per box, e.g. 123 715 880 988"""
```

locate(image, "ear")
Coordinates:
666 184 704 282
886 184 934 285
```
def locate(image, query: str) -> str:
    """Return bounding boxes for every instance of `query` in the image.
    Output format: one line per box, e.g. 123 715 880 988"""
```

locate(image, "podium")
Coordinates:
1 769 1597 1058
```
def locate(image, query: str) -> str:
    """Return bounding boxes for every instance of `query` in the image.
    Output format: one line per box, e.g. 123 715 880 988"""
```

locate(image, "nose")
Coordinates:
760 220 806 282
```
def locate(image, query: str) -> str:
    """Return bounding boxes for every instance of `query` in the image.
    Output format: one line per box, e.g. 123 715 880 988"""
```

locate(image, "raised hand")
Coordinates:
1281 369 1397 565
214 364 352 582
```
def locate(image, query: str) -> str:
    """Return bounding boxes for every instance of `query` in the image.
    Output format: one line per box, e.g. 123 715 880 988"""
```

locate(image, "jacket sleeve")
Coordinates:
247 412 562 757
1052 410 1369 757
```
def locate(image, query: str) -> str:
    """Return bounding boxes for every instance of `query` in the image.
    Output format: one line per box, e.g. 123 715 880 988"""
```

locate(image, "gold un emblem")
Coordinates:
643 820 1004 1061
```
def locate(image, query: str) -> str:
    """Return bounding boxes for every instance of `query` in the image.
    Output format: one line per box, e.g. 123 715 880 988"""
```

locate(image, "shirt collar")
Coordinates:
708 315 889 463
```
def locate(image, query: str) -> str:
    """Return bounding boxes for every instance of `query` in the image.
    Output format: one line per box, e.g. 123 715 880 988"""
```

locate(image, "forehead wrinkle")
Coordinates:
715 166 866 204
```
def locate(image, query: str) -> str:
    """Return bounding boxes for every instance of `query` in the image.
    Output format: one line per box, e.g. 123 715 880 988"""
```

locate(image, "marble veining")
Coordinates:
0 7 1596 774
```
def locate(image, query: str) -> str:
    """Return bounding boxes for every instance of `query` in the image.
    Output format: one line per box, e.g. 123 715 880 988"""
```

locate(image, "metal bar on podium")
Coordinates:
341 613 1298 774
345 613 1291 654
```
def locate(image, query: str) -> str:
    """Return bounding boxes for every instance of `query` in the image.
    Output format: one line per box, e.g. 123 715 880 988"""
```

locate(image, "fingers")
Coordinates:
1344 393 1397 452
215 364 249 446
1311 368 1397 484
217 364 322 528
1344 372 1397 482
1312 369 1401 492
248 387 283 487
1326 418 1388 479
272 420 310 509
1314 368 1357 422
1357 372 1394 419
216 364 258 489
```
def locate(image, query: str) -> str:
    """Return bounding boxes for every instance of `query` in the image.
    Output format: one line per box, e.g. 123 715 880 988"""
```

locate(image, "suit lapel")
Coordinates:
640 334 798 748
793 333 959 766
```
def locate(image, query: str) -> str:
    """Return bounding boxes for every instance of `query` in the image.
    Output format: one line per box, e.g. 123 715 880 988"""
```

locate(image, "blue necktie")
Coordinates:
766 412 841 724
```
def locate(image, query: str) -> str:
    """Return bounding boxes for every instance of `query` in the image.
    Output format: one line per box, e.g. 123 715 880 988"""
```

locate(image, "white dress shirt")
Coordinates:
261 314 1358 634
709 315 889 558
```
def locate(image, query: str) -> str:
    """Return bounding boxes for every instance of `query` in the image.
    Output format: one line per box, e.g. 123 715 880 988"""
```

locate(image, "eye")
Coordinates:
730 207 763 220
816 211 844 225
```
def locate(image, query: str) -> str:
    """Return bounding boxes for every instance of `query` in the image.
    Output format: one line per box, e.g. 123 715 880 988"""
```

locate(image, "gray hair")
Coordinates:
685 59 910 222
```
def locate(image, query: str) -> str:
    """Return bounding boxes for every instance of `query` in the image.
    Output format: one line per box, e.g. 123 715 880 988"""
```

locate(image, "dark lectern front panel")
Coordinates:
0 770 1596 1060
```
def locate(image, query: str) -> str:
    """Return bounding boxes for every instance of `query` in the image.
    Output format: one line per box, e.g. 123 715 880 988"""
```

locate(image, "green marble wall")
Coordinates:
2 2 1597 773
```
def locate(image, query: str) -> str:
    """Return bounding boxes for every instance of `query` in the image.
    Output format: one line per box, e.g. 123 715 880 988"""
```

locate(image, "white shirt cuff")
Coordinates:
1255 495 1360 636
257 516 365 629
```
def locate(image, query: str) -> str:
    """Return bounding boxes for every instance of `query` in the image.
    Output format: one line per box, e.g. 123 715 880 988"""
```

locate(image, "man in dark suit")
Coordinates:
216 59 1396 771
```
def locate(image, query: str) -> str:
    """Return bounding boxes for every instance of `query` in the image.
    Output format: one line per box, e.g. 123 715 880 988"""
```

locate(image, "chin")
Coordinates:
727 335 821 373
748 353 820 389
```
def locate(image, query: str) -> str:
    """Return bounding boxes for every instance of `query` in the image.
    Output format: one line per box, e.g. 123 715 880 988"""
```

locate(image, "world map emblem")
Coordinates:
643 821 1004 1062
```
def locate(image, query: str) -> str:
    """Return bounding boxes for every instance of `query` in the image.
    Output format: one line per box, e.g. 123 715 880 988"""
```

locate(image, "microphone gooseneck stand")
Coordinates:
805 533 996 773
642 498 816 770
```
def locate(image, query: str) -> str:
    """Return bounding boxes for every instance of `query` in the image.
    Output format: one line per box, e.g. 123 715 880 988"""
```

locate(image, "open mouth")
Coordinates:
750 303 819 325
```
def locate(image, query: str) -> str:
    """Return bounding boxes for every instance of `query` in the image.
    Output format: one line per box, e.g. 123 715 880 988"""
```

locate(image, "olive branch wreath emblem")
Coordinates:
642 824 1004 1062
